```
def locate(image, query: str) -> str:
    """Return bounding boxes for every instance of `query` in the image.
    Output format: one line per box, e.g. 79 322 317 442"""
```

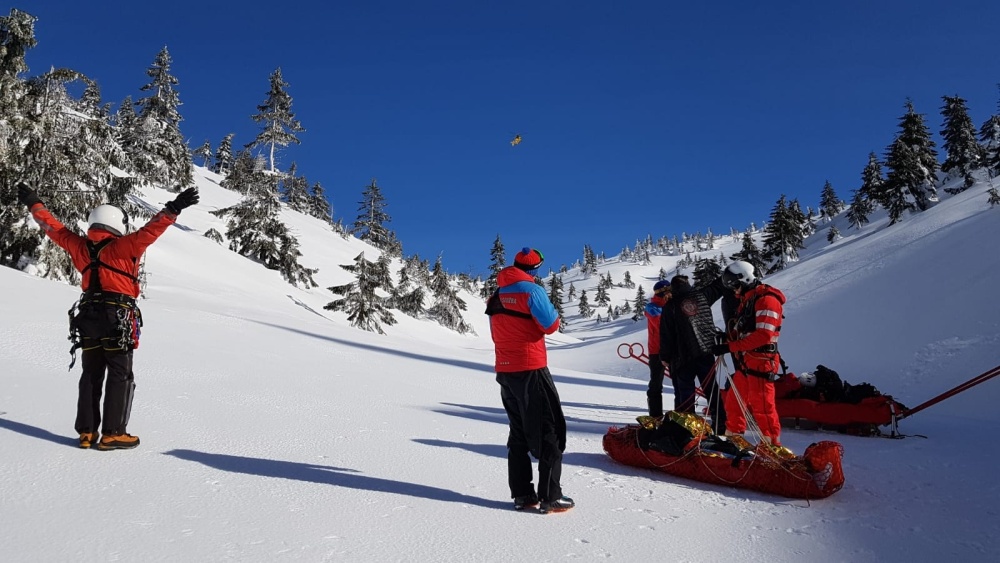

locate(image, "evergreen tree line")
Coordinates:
0 8 474 336
591 93 1000 278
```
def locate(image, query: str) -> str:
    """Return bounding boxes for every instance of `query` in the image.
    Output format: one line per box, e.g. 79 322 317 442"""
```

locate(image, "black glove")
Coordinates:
17 183 42 208
165 187 199 214
711 342 730 356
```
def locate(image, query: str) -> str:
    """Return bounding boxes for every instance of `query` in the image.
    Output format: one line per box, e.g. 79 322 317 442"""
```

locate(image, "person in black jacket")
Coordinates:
659 274 729 434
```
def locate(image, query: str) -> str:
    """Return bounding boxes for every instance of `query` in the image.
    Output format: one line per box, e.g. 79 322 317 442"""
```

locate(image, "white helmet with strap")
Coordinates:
722 260 757 291
88 205 128 236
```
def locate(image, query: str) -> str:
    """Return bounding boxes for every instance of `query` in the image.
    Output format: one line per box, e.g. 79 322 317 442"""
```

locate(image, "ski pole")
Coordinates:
899 363 1000 419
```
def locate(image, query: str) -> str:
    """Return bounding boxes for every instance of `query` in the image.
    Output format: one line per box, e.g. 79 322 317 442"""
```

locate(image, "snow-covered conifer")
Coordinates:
325 251 396 334
247 67 304 173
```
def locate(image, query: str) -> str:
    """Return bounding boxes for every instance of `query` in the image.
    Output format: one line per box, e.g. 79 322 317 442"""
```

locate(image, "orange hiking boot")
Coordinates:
79 432 99 449
96 433 140 451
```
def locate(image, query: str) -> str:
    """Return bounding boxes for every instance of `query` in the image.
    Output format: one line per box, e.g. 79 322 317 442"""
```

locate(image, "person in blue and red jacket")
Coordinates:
486 247 574 514
643 280 671 417
17 183 198 451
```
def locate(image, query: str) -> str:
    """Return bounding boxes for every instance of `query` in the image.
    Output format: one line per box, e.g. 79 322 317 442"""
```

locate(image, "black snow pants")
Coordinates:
72 298 137 436
646 353 666 417
672 354 727 435
496 367 566 502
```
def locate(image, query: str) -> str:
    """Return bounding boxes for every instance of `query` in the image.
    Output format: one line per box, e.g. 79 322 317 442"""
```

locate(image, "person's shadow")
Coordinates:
0 416 77 448
164 449 509 510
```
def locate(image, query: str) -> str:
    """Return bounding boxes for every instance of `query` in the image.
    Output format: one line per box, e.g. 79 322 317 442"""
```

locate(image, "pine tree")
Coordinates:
882 139 918 224
204 228 224 244
846 187 873 229
622 270 634 289
390 261 426 317
324 251 396 334
567 282 576 301
547 275 565 328
281 162 311 213
827 225 841 243
0 8 35 79
481 234 505 298
819 180 845 220
578 289 592 318
789 198 811 238
761 195 804 273
352 178 401 256
884 100 939 215
307 181 334 225
595 283 610 307
192 139 212 167
582 244 598 275
210 151 317 288
3 56 139 275
0 10 39 274
940 94 985 192
633 285 647 315
133 46 192 191
273 223 319 288
427 255 472 333
692 258 721 288
979 114 1000 179
247 67 304 173
989 186 1000 207
214 133 235 174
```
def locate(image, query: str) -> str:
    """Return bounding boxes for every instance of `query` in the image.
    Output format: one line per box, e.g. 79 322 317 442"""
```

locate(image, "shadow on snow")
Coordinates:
163 448 509 510
0 416 78 448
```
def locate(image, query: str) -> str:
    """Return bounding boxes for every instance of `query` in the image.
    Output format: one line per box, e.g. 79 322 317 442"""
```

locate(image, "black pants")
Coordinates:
76 347 135 435
496 368 566 502
672 354 727 434
73 298 137 436
646 353 666 417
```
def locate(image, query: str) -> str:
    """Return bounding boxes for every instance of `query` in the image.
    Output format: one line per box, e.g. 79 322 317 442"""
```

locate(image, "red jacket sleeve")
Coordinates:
29 203 91 271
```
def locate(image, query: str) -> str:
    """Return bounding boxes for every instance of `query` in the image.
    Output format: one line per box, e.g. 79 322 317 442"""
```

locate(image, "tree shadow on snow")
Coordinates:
163 448 509 510
412 438 507 459
433 402 633 435
551 372 648 392
250 320 495 374
0 416 78 448
252 321 648 394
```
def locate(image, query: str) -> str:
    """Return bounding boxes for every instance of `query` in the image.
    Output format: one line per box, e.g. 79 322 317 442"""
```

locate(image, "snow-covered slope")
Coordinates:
1 169 998 562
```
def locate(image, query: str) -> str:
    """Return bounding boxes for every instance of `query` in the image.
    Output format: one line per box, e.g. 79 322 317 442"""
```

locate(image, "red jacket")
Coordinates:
489 266 560 372
29 203 177 298
644 293 667 355
728 283 785 375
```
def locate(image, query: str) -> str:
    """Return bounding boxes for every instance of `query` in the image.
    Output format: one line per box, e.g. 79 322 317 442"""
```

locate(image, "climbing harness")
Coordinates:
66 240 142 369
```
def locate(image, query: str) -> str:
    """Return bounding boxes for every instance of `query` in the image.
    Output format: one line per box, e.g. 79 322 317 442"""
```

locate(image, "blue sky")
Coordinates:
21 0 1000 275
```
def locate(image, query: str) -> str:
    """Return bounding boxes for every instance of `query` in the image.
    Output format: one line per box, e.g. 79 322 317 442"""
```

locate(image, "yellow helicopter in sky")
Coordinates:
510 134 522 147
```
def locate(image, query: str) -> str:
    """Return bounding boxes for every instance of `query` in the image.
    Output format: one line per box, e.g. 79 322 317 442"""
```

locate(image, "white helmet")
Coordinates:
722 260 757 290
797 372 816 388
88 205 128 237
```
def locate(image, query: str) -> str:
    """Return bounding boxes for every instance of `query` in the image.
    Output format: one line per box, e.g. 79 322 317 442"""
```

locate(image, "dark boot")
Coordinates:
647 395 663 418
